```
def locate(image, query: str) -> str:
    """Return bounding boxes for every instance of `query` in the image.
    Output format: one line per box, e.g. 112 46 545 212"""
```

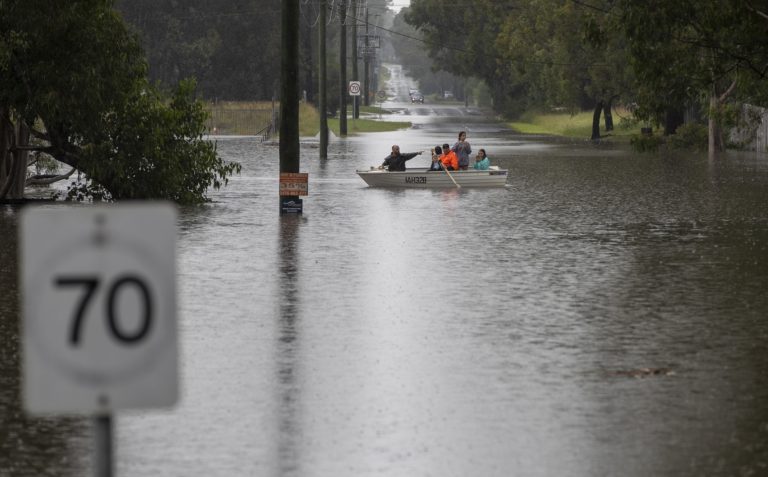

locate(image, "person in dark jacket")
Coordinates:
380 145 423 171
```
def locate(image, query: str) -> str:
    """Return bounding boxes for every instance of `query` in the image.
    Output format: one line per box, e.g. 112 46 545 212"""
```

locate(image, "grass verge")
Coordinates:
327 118 411 136
508 109 637 140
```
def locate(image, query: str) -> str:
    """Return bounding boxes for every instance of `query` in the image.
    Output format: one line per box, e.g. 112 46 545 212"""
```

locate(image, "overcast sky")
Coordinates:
390 1 410 12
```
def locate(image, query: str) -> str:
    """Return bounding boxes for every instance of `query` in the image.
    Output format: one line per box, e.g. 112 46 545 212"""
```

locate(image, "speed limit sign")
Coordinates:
21 204 178 414
349 81 361 96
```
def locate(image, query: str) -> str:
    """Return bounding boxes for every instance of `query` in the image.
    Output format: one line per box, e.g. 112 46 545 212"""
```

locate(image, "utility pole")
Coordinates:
280 0 300 210
363 6 370 106
351 0 359 119
319 0 328 159
339 0 348 136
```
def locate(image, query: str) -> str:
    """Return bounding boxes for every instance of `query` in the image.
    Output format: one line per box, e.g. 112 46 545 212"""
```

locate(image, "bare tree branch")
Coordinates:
746 1 768 21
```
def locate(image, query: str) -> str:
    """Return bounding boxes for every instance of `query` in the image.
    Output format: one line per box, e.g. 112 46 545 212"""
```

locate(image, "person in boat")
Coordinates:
440 143 459 171
473 148 490 170
428 146 443 171
451 131 472 170
379 145 423 171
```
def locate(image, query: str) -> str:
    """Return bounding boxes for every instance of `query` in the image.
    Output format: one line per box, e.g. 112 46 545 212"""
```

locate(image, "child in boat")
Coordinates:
473 149 490 170
440 143 458 171
428 146 443 171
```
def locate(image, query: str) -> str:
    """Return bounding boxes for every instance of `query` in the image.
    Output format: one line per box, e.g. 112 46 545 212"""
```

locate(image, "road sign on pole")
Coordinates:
349 81 361 96
21 204 178 414
279 172 309 196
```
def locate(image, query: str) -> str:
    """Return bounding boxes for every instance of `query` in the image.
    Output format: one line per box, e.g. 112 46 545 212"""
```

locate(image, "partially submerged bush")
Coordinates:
630 133 664 153
669 123 708 151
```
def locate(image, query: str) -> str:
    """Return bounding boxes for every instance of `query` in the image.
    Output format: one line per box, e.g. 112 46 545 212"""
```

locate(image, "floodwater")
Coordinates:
3 82 768 476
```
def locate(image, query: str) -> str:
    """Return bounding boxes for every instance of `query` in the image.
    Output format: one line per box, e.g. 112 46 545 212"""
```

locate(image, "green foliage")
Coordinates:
630 134 664 153
668 123 708 151
399 0 768 151
77 79 240 202
615 0 768 125
1 0 240 203
509 109 637 139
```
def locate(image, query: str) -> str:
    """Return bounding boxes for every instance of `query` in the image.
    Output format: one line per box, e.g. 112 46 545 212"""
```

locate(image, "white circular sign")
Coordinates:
349 81 361 96
26 238 174 384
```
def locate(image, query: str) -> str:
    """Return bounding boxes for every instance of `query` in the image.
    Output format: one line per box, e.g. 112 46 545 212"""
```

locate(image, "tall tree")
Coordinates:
615 0 768 152
0 0 239 202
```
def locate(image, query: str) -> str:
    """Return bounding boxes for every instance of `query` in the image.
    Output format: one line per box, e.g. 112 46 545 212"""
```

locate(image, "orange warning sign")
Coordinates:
279 173 308 196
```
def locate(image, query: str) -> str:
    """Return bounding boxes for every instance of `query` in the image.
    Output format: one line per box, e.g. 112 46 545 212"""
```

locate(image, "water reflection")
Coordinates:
274 215 303 476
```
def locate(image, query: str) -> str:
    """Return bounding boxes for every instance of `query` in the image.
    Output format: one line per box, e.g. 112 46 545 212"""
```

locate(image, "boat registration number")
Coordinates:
405 176 427 184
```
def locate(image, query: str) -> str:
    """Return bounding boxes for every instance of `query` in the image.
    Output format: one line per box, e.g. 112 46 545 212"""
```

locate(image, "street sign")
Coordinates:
349 81 361 96
377 90 387 102
279 172 309 196
280 197 303 214
21 204 178 414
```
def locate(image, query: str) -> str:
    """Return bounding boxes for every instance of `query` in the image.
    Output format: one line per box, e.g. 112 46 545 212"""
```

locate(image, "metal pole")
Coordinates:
94 415 113 477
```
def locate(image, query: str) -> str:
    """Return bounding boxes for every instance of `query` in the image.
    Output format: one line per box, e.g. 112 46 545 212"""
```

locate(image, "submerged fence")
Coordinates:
732 104 768 152
753 107 768 153
205 105 277 140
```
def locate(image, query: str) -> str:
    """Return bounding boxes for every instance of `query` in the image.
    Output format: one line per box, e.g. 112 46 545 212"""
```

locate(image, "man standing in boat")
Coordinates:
379 145 423 171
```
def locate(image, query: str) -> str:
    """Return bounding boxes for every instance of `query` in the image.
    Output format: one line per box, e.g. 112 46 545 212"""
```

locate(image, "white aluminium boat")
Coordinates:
356 168 508 188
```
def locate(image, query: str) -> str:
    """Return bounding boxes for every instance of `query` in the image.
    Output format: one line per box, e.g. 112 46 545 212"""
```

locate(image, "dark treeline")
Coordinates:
1 0 240 203
115 0 393 105
115 0 282 100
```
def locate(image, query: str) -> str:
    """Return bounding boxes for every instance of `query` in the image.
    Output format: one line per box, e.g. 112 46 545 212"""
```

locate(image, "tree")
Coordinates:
614 0 768 152
404 0 634 130
0 0 239 203
405 0 512 107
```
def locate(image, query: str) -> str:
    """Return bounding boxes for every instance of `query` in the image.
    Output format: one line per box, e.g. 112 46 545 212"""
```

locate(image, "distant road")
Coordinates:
381 63 480 118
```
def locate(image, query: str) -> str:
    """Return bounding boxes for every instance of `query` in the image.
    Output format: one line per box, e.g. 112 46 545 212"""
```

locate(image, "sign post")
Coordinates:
21 203 179 476
349 81 361 130
279 172 309 213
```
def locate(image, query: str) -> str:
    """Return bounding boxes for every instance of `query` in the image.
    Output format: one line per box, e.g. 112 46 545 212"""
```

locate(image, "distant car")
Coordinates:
443 90 454 99
411 92 424 103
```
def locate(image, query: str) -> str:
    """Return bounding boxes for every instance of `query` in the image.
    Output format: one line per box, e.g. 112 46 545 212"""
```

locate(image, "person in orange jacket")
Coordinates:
439 143 458 171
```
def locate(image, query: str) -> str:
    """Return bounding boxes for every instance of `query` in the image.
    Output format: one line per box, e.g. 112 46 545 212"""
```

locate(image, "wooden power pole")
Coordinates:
339 0 347 136
280 0 300 211
351 0 359 119
363 7 370 107
319 0 328 159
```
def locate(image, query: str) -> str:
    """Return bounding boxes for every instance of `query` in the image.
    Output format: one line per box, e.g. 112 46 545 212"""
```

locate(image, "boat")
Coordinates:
356 167 508 188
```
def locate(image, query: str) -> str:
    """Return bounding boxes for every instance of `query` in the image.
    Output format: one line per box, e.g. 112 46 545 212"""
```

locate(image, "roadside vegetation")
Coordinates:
401 1 768 153
509 110 637 140
1 0 240 203
327 118 411 136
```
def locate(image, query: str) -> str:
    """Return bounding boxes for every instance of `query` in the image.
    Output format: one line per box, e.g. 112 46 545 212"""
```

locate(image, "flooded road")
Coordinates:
3 71 768 476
